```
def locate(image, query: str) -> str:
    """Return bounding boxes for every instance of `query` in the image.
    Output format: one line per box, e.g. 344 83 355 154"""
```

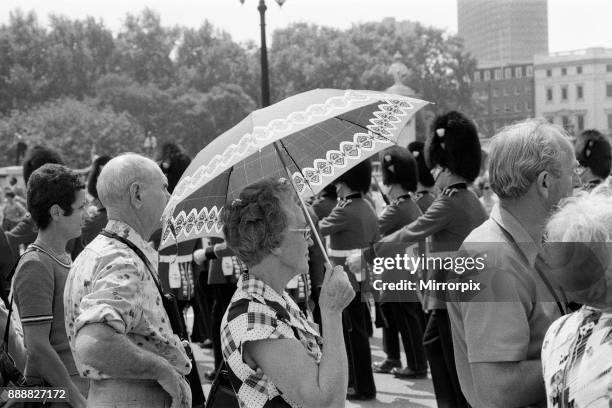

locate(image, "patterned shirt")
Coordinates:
542 307 612 408
220 273 323 408
64 220 191 379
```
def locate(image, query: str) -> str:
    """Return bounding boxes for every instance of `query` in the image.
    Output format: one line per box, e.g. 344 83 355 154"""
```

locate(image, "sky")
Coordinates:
1 0 612 53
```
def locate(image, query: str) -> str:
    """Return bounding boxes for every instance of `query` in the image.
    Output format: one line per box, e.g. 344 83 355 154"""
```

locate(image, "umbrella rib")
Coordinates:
225 165 234 204
334 116 398 144
277 139 316 196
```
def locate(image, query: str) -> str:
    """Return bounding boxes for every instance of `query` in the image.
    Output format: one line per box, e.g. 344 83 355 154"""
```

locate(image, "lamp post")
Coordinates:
240 0 286 107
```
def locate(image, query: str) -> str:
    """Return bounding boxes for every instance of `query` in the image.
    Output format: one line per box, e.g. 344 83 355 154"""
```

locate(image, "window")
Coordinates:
494 69 502 80
474 71 481 82
561 86 568 101
577 66 583 74
504 104 510 112
576 115 584 131
526 66 534 76
547 87 553 101
525 86 532 95
493 104 500 113
576 85 584 99
547 69 552 77
515 67 523 78
492 87 500 97
515 86 521 95
503 87 510 96
484 70 491 81
561 67 567 76
607 64 612 73
562 116 570 129
514 103 521 112
608 114 612 131
607 83 612 97
505 68 512 79
526 101 532 111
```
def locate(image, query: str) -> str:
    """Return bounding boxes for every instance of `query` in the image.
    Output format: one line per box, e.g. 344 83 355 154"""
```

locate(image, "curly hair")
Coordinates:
222 178 295 267
425 111 481 183
22 145 64 184
87 155 111 200
27 164 85 230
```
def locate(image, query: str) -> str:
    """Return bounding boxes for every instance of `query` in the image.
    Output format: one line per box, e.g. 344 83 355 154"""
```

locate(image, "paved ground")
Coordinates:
190 322 437 408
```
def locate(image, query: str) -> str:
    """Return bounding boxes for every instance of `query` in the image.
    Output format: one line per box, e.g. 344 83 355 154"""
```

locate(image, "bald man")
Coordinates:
64 154 192 408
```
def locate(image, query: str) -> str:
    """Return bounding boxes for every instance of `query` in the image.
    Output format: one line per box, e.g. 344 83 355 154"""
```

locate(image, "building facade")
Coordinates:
457 0 548 67
472 63 535 137
534 48 612 136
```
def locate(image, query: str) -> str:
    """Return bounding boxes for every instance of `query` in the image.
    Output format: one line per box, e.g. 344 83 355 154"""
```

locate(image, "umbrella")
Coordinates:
160 89 429 253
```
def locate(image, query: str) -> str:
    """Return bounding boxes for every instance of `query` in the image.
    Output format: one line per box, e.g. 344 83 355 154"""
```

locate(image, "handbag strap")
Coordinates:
99 230 166 301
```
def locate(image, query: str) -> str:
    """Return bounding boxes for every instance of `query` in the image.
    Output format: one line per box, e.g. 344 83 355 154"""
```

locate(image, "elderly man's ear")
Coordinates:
129 182 145 209
536 171 550 198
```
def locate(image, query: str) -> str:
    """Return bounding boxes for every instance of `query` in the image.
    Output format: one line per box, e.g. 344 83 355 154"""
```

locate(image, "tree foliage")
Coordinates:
0 9 477 166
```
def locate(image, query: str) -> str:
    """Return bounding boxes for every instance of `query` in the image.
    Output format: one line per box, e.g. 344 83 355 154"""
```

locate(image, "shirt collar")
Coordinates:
490 204 539 267
238 272 288 308
105 219 158 268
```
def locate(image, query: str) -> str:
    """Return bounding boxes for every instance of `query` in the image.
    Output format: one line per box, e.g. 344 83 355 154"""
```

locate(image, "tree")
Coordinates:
0 98 144 168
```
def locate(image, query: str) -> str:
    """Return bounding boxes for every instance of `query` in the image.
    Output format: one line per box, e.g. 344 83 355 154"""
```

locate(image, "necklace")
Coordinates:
31 241 71 268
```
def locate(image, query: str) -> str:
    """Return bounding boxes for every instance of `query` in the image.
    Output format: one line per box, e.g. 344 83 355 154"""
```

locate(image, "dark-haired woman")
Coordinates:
12 164 88 407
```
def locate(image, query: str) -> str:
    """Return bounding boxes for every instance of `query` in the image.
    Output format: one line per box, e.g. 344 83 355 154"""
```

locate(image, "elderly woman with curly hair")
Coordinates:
220 178 355 408
541 186 612 408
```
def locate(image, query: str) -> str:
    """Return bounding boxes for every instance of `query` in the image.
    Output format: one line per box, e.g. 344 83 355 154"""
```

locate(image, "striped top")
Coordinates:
12 245 78 381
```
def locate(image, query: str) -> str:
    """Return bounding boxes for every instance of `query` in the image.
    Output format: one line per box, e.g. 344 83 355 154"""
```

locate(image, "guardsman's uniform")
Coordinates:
414 190 435 214
377 194 428 376
319 192 378 399
378 183 487 408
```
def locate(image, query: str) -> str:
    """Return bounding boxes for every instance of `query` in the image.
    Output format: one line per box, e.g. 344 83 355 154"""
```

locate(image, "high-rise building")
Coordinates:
457 0 548 67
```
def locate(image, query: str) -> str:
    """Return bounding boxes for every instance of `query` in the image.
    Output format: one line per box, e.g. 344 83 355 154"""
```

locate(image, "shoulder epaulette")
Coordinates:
337 198 351 208
441 187 459 197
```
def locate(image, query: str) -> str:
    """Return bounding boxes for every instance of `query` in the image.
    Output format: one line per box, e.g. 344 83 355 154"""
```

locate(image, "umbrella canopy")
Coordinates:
160 89 428 250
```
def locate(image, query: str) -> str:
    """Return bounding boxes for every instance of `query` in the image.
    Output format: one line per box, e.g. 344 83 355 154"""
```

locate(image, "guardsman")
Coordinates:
367 112 487 408
574 129 611 191
408 141 436 213
319 160 378 401
373 146 428 379
311 184 338 220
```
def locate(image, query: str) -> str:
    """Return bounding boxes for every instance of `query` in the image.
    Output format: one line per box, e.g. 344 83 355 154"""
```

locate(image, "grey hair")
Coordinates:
97 153 159 208
546 187 612 243
488 118 573 199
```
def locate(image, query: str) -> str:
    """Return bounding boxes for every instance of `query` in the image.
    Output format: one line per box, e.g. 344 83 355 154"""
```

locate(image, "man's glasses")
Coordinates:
289 227 311 241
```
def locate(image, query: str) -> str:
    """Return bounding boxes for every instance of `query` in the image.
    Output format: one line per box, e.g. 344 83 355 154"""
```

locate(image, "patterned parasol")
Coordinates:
160 89 428 251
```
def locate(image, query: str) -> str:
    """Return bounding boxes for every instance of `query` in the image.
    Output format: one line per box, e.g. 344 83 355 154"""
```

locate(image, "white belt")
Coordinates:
158 254 193 263
328 248 362 257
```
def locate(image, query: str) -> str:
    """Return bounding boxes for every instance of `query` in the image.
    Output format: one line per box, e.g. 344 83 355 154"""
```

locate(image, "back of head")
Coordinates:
575 129 611 179
23 145 64 184
488 119 573 200
97 153 159 210
425 111 481 183
379 146 418 192
27 164 85 230
222 178 295 267
87 155 112 201
336 160 373 193
408 141 435 188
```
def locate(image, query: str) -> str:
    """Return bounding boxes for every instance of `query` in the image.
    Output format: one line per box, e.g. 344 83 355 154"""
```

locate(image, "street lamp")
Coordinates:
240 0 286 107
